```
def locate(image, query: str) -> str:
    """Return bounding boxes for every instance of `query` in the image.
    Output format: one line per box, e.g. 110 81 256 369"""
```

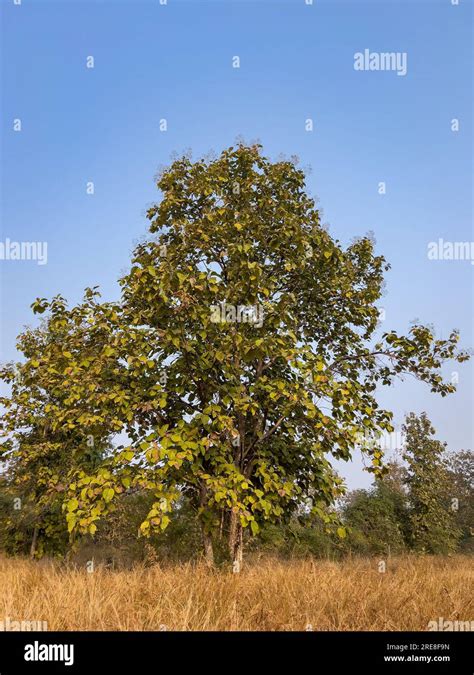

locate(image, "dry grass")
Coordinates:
0 554 472 631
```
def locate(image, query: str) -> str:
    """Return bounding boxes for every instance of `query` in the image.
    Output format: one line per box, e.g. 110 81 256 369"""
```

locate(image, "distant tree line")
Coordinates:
1 412 471 564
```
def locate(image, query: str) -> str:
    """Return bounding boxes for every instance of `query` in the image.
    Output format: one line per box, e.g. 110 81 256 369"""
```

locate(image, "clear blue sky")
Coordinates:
1 0 472 488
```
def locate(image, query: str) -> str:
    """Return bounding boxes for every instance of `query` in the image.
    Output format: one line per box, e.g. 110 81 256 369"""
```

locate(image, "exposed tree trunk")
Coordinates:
219 510 224 540
228 510 237 555
198 482 215 567
237 526 243 567
202 529 215 567
229 510 243 572
29 526 39 559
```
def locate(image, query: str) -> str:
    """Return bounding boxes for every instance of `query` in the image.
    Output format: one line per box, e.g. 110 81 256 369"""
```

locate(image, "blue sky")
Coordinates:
1 0 472 488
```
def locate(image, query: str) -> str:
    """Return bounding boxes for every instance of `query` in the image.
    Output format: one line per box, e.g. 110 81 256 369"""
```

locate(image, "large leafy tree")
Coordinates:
2 144 468 568
65 144 467 568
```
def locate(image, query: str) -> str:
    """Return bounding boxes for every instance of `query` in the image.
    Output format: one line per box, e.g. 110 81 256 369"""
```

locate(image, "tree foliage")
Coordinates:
402 413 462 554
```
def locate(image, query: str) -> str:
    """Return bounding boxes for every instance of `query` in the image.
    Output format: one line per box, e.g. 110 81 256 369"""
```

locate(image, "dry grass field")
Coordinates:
0 554 472 631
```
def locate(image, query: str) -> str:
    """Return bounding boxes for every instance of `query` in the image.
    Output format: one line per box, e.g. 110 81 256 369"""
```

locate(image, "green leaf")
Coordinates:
160 515 171 530
103 488 115 503
67 498 79 512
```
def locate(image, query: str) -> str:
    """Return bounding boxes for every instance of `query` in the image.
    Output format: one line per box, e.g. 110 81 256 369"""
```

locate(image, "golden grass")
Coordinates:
0 554 472 631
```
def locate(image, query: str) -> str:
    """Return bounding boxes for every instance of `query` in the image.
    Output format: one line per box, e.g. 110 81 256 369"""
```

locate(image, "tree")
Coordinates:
402 413 461 553
3 144 468 568
342 478 408 555
445 449 473 551
0 290 139 556
67 144 468 568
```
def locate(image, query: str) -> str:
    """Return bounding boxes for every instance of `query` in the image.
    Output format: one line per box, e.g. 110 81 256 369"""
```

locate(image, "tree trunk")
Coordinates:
229 511 243 572
202 530 215 567
219 510 224 540
236 526 243 568
198 482 215 567
29 526 39 559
